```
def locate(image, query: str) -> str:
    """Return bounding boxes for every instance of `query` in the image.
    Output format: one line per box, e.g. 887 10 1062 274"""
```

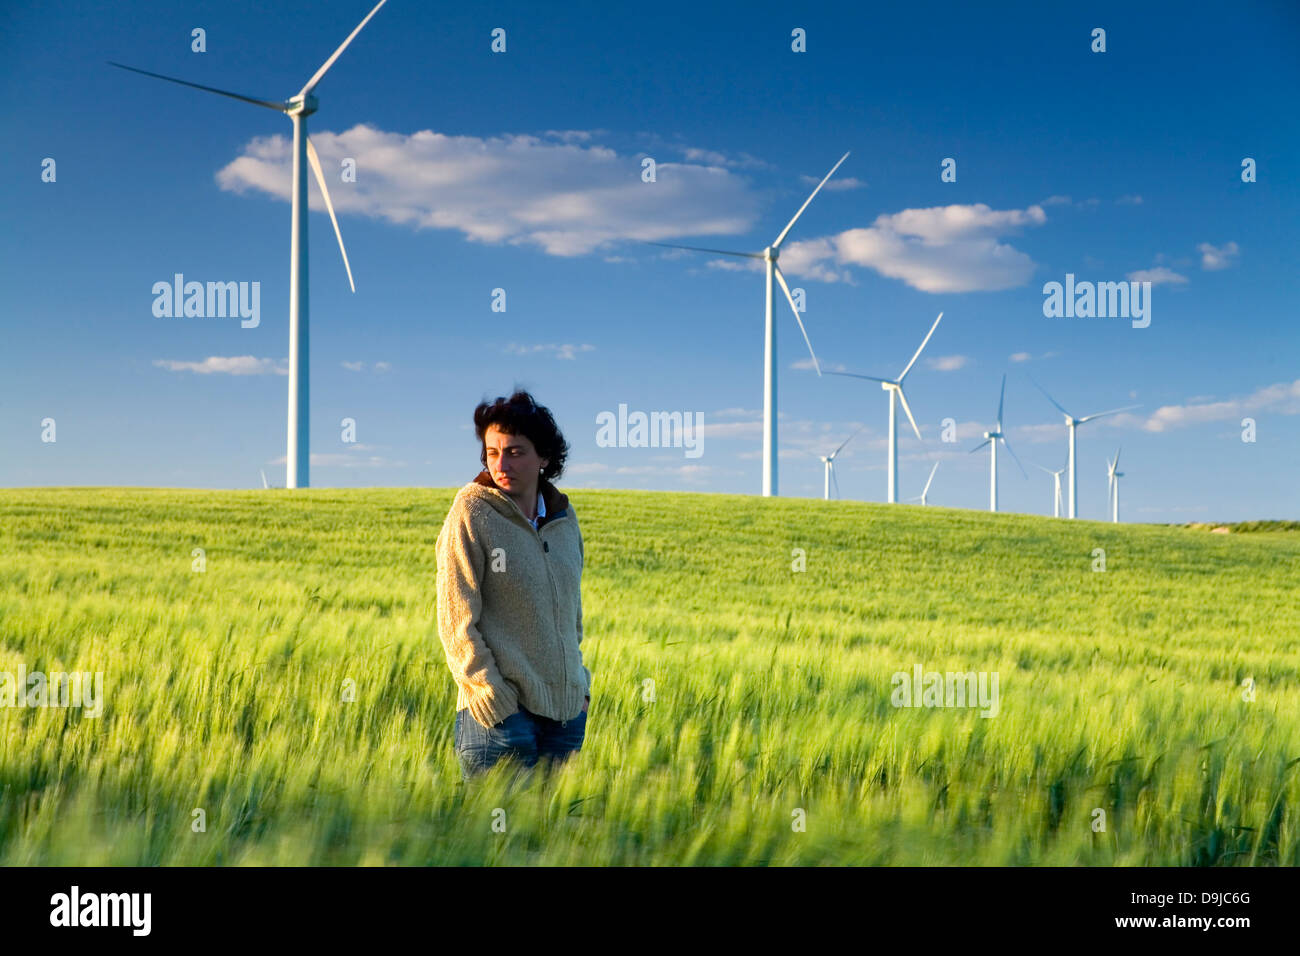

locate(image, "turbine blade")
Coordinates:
772 151 850 248
643 240 763 259
108 62 286 111
299 0 389 97
996 373 1007 430
774 264 820 376
923 461 939 496
260 469 269 489
831 424 865 459
831 466 841 499
306 137 356 292
897 312 943 381
1001 436 1027 478
1077 404 1141 424
1032 462 1055 475
1113 447 1122 471
896 387 922 442
970 439 992 453
826 371 891 384
1028 374 1071 418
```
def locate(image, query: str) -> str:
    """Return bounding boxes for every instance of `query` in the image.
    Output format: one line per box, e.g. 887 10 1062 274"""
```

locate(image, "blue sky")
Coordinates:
2 0 1297 521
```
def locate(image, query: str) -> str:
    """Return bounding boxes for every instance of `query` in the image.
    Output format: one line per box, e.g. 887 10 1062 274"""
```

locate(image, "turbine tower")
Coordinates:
648 152 850 497
908 461 940 506
1030 377 1139 519
828 312 943 503
111 0 388 489
818 426 863 500
1033 462 1065 518
970 373 1025 512
1107 448 1125 523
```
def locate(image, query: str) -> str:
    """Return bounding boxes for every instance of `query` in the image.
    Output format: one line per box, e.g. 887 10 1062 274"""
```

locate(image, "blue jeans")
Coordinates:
455 699 587 781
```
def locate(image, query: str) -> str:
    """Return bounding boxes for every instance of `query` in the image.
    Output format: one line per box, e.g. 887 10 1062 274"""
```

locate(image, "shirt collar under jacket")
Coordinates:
470 469 569 531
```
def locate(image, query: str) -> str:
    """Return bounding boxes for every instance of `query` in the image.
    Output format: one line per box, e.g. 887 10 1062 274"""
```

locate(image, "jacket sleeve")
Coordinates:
436 495 519 729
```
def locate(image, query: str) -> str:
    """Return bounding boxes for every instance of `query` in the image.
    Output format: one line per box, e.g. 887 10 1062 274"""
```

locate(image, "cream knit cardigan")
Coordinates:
436 469 591 730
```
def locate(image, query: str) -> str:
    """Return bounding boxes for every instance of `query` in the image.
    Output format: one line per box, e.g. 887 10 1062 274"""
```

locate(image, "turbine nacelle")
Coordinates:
287 93 319 116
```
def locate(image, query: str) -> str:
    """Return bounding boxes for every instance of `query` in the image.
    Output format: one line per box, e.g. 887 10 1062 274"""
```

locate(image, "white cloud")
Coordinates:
1126 266 1188 286
801 174 867 191
780 203 1047 292
341 361 364 372
1009 352 1032 362
504 343 596 360
792 357 848 373
1037 195 1136 208
675 145 768 169
927 355 968 371
154 356 285 375
1197 241 1239 270
612 463 713 478
1142 380 1300 432
681 147 730 166
705 257 759 273
872 204 1047 242
269 452 406 468
217 125 760 257
542 130 595 143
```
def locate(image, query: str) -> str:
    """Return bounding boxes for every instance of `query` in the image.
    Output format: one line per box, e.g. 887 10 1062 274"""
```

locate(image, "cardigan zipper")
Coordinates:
530 514 570 725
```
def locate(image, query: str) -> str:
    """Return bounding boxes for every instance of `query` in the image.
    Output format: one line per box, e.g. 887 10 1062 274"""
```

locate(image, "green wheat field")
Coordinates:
1 487 1297 865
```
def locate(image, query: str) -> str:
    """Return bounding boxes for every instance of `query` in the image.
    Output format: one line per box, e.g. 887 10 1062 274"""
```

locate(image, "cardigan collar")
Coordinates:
471 468 570 527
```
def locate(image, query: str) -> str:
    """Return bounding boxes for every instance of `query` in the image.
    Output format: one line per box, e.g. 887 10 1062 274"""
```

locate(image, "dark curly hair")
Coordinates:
474 388 569 482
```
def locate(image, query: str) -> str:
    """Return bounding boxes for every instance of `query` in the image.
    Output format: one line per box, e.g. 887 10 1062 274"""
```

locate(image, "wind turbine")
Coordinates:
969 373 1026 512
828 312 943 503
260 469 270 490
1030 377 1140 519
818 426 862 500
110 0 388 490
908 461 940 506
647 152 850 497
1033 462 1065 518
1107 448 1125 523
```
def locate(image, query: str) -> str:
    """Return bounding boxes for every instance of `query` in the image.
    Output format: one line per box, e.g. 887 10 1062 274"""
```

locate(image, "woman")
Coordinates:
436 389 591 781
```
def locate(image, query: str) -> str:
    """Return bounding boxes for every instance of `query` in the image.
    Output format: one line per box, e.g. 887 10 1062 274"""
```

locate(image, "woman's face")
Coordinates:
484 424 549 493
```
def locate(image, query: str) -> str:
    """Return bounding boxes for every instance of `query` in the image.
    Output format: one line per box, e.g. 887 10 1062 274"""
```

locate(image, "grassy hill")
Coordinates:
1 487 1297 865
1176 520 1300 534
